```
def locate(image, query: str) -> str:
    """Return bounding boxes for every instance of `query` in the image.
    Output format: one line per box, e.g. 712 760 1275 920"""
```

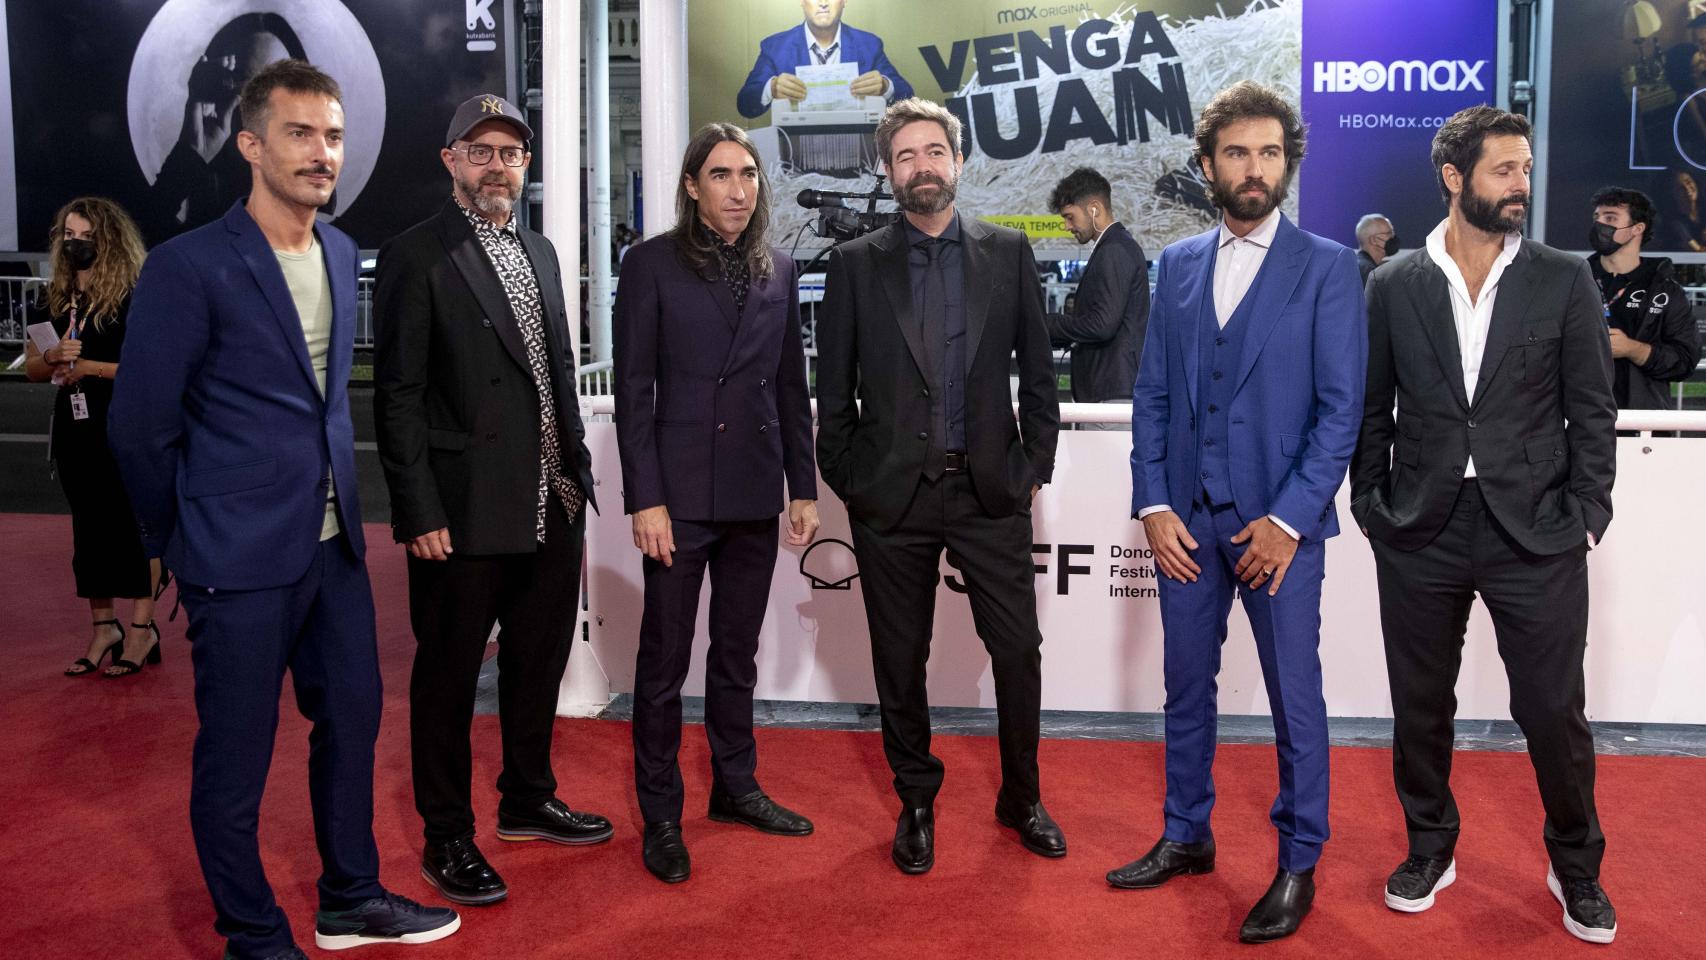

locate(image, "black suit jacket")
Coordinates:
372 199 597 555
816 217 1059 529
1350 241 1616 556
1044 221 1149 402
612 235 816 521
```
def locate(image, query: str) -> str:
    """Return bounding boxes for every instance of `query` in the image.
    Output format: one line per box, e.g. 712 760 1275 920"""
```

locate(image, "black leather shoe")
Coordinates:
421 837 508 906
642 821 691 883
1548 865 1617 944
496 798 614 845
1385 855 1455 912
222 948 308 960
994 795 1067 858
708 787 814 836
1239 867 1316 943
1106 837 1215 889
891 807 934 875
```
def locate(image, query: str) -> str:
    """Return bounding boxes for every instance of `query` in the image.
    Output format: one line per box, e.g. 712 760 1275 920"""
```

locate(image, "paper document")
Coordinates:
26 320 59 354
795 62 860 111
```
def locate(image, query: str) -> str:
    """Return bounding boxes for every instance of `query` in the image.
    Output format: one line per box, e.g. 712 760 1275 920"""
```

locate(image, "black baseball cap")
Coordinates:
446 94 533 147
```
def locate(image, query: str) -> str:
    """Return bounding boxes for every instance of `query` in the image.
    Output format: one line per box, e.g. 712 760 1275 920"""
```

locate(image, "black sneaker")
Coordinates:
1547 866 1616 944
314 891 461 951
222 949 308 960
1384 855 1456 912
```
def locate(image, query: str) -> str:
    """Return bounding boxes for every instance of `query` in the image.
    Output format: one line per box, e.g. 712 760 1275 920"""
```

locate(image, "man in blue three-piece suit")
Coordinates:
736 0 912 119
108 60 458 960
1109 82 1366 945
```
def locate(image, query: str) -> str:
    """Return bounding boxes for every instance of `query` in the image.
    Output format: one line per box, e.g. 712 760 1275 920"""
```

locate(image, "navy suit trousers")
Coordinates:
1157 499 1330 871
181 532 384 959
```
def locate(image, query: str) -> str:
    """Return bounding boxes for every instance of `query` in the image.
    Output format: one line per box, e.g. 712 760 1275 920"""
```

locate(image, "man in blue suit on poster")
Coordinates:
1107 82 1366 945
109 59 458 959
736 0 912 119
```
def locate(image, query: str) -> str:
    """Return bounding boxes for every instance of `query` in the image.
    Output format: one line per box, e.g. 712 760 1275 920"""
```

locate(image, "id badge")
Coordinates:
69 390 89 421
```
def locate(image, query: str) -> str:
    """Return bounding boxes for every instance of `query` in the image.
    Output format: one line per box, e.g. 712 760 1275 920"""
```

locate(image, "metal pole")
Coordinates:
542 0 581 361
586 0 613 361
639 0 689 238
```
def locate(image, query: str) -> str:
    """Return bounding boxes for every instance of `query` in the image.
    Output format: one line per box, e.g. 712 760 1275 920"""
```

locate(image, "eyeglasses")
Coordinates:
454 143 528 167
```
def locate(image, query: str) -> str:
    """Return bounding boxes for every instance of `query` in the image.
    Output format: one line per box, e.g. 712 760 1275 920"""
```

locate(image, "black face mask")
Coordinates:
1382 234 1400 257
1587 221 1625 256
62 238 97 271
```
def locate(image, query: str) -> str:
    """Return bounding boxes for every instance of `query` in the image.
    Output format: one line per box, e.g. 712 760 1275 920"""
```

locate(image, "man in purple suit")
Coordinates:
613 123 820 884
736 0 913 118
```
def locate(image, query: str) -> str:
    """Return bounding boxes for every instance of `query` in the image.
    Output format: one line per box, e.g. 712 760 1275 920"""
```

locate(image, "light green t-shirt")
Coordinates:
274 238 341 542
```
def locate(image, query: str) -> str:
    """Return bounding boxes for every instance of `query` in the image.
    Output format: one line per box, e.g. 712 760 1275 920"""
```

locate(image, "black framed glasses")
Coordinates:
454 143 528 167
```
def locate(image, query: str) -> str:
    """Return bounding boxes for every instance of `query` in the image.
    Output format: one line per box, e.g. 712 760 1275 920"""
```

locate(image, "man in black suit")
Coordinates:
816 97 1063 875
613 123 820 884
1351 106 1619 944
1044 167 1148 424
373 94 611 908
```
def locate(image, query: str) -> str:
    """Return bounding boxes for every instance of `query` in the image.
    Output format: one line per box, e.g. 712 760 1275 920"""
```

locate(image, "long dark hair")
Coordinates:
668 123 774 281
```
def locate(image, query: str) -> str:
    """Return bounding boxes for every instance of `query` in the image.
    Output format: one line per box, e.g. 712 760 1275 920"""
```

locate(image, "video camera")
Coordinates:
797 176 901 243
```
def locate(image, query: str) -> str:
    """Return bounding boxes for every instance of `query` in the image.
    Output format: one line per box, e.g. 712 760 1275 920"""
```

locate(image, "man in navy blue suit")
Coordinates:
1108 82 1366 944
110 60 458 960
736 0 912 119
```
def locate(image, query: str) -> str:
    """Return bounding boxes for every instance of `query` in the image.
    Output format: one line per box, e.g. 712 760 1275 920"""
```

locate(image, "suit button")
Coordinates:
1208 404 1218 413
1527 334 1537 343
759 423 768 433
1212 371 1223 380
1216 337 1227 346
486 432 498 441
718 377 726 385
481 317 493 327
717 423 727 433
1467 419 1477 428
490 377 500 386
1203 439 1215 447
1554 448 1563 456
918 432 928 441
760 378 768 386
1200 471 1210 480
921 388 929 397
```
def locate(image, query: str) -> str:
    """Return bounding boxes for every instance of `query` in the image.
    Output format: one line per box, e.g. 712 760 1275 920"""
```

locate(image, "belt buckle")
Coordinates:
943 451 967 473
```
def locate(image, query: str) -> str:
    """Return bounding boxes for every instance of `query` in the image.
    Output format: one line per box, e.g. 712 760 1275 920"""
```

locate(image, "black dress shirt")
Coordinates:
905 214 967 452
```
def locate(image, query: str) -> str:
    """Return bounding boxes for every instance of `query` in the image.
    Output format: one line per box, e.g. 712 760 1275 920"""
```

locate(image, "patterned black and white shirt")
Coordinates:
459 199 583 540
704 223 752 315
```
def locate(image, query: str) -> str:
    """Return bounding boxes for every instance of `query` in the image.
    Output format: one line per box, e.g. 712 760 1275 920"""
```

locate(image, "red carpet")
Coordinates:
1 512 1702 959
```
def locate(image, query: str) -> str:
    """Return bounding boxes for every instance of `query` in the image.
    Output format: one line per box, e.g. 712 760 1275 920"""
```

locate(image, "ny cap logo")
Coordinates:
480 95 504 116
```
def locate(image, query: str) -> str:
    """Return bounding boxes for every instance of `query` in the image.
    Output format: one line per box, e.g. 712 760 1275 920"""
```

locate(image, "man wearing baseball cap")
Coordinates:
373 93 607 906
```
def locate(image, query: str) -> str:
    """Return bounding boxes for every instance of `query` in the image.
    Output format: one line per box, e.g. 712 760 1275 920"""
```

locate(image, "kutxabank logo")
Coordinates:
466 0 497 52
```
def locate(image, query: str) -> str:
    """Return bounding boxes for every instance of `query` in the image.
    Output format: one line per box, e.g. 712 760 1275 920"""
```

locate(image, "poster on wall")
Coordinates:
1296 0 1497 254
687 0 1302 260
1 0 516 252
1542 0 1706 257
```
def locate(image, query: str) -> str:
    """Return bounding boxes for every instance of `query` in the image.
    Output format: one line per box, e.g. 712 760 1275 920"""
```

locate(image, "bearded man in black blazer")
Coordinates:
1351 106 1619 944
613 124 820 884
816 98 1063 875
373 94 610 908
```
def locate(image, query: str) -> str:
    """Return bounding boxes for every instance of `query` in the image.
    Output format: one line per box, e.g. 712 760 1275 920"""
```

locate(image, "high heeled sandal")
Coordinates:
105 621 162 678
65 619 124 676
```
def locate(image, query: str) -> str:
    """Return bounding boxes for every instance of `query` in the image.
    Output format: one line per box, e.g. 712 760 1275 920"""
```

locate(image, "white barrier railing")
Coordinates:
575 392 1706 434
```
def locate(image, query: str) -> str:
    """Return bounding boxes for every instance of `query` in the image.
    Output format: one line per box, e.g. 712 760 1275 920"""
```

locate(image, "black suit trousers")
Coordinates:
631 516 778 823
407 501 585 844
1374 481 1604 879
850 472 1043 809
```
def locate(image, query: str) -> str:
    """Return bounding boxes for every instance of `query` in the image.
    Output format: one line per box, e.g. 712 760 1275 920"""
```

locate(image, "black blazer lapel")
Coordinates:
873 223 931 383
707 274 740 330
961 218 995 368
1471 245 1536 409
436 202 529 373
515 227 574 378
1403 253 1470 412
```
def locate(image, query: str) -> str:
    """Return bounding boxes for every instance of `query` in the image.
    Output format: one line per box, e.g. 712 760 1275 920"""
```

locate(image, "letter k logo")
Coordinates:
467 0 496 31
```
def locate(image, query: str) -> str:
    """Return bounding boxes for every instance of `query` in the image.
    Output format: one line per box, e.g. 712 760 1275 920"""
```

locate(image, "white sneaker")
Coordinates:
1547 864 1617 944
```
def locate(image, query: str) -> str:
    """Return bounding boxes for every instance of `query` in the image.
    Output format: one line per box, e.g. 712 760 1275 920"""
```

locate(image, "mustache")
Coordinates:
906 171 947 189
1235 178 1270 194
297 164 334 177
1498 192 1531 207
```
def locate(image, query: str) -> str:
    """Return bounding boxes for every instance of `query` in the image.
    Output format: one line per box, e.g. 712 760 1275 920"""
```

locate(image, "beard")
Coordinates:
457 169 523 218
1458 179 1529 234
893 169 957 215
1209 171 1288 222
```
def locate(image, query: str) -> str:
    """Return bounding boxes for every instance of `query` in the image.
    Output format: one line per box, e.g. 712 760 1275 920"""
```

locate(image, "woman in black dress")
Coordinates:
23 197 164 677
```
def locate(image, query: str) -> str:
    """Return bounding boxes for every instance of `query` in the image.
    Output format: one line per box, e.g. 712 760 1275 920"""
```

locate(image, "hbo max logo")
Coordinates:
1312 59 1487 94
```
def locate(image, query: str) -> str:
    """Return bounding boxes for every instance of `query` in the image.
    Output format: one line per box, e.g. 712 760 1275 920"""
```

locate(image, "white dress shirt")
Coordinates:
759 23 894 108
1423 219 1521 479
1138 208 1297 539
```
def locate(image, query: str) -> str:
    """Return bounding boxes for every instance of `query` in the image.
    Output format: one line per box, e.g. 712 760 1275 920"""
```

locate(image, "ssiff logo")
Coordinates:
465 0 498 52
